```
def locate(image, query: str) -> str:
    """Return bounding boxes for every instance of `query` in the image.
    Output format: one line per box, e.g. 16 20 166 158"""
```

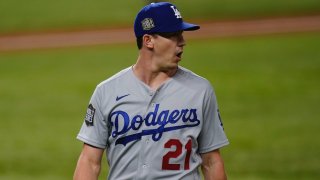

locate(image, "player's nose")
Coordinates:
178 34 186 47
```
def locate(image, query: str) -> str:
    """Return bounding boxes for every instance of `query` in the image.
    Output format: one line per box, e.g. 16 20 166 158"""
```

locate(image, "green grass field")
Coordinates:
0 0 320 33
0 32 319 179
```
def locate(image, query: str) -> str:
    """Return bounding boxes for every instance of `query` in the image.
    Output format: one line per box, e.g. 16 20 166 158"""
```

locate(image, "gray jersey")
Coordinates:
77 66 229 180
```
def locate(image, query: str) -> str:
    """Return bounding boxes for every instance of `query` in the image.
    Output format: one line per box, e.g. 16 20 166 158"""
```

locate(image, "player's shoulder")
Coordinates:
96 67 132 88
176 66 213 88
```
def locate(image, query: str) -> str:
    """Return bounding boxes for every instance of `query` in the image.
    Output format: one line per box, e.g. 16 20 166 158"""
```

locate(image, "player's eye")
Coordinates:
157 31 183 39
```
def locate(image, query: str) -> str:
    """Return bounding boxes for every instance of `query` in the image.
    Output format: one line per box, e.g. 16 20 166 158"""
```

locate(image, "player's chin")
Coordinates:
171 59 180 67
165 62 179 71
174 56 182 63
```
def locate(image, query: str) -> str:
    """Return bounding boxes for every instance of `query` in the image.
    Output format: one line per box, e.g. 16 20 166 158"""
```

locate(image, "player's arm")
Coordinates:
200 149 227 180
73 143 104 180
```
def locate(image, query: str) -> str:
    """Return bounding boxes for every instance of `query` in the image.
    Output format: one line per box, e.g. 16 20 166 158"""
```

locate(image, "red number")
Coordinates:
184 139 192 170
162 139 182 170
162 139 192 170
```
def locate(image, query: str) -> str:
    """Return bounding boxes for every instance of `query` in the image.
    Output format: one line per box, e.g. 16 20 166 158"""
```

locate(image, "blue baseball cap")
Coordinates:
134 2 200 38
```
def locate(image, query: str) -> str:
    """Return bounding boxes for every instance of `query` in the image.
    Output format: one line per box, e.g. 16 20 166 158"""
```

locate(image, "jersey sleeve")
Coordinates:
77 86 109 149
198 85 229 154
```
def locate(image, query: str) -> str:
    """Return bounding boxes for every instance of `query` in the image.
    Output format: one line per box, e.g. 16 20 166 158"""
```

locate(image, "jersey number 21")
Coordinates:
162 139 192 170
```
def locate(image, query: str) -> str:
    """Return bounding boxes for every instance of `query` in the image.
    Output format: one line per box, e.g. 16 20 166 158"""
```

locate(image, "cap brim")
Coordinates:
143 21 200 36
181 22 200 31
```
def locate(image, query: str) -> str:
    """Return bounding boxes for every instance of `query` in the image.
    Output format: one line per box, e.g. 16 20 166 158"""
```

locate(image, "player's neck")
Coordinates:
133 56 176 90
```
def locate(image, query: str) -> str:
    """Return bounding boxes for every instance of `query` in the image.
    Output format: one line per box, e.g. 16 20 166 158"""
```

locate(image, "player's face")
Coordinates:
152 31 186 71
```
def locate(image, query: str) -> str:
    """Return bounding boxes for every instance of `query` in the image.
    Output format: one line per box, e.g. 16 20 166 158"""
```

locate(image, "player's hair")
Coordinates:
136 37 143 49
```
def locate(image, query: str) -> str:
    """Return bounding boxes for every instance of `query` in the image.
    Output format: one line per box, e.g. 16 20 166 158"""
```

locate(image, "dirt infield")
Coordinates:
0 14 320 52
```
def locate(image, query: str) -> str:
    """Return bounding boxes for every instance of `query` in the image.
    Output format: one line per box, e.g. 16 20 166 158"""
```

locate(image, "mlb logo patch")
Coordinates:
85 104 95 126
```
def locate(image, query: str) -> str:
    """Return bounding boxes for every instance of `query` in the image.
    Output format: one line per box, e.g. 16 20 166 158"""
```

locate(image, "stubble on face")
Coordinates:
152 32 185 73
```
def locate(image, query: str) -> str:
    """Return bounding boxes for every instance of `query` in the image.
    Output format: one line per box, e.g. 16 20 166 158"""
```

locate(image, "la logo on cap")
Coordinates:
141 18 155 30
170 6 182 19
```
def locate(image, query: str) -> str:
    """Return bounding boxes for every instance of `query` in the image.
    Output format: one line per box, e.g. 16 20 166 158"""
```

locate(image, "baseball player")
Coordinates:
74 2 229 180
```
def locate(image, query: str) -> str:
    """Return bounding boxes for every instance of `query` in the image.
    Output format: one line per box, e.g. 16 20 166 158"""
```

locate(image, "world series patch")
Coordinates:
217 109 224 130
141 18 155 30
85 104 95 126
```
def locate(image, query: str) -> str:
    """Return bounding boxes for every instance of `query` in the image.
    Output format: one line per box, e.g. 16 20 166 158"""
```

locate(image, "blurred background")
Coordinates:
0 0 320 179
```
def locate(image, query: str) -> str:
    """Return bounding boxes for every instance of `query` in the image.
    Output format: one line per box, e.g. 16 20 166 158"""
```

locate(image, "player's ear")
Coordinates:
143 34 154 49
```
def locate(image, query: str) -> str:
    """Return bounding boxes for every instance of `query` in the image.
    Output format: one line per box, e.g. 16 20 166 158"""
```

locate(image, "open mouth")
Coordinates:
176 52 183 58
